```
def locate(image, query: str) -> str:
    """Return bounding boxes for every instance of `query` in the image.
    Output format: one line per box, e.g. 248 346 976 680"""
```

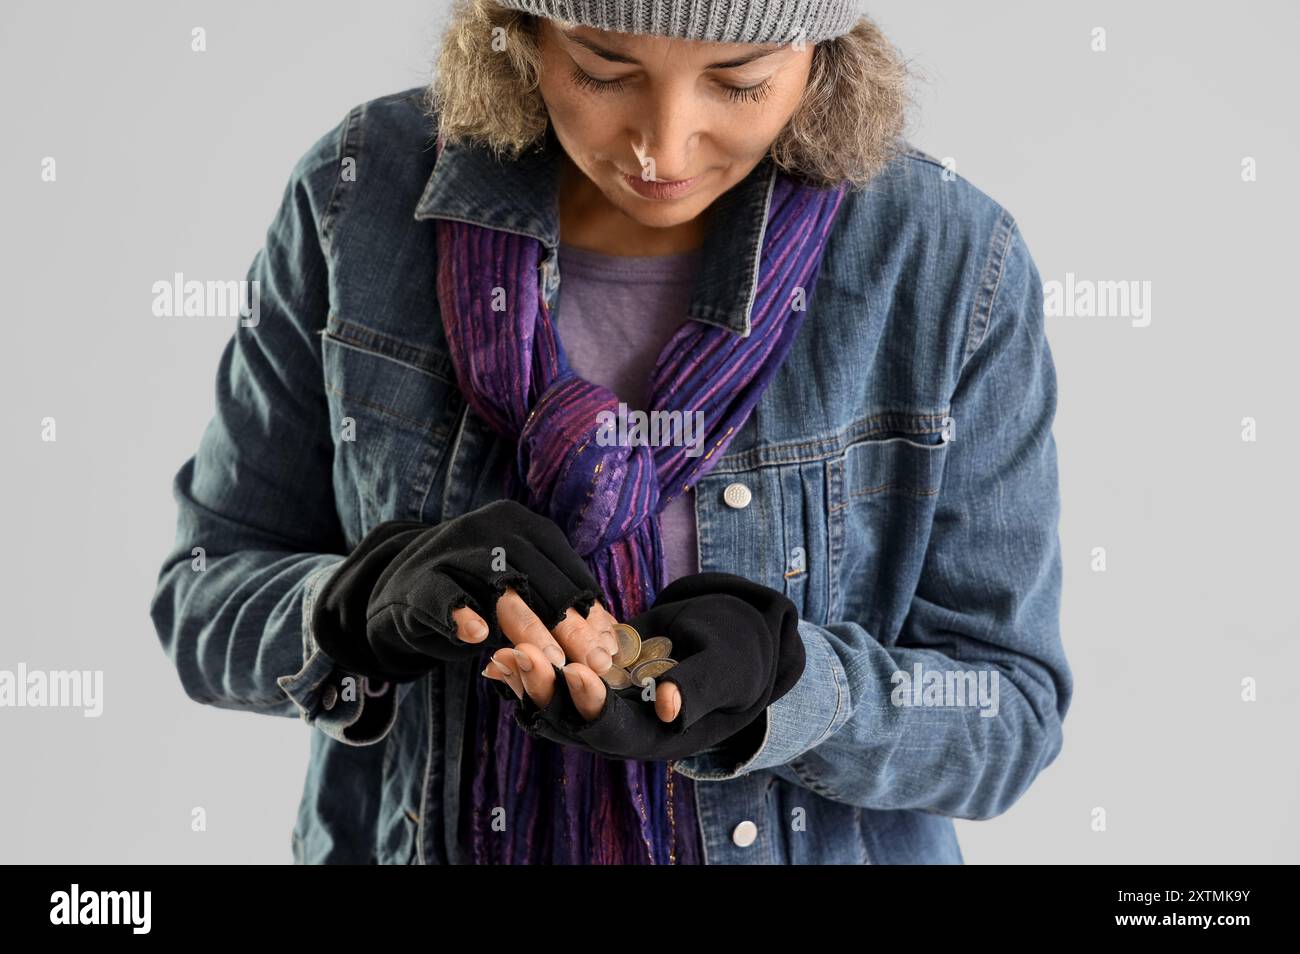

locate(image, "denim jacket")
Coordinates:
149 87 1071 865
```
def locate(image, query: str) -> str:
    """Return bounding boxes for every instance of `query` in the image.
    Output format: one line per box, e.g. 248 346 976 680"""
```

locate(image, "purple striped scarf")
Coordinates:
432 133 849 863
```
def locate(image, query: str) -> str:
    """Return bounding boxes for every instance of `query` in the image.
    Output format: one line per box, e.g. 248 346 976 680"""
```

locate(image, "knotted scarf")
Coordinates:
432 131 849 863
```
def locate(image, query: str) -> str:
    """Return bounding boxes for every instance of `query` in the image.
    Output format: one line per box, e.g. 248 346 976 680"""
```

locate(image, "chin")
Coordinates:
610 189 715 229
622 204 704 230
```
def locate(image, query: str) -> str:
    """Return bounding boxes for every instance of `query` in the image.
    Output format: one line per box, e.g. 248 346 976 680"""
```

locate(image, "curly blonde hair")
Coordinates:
426 0 913 189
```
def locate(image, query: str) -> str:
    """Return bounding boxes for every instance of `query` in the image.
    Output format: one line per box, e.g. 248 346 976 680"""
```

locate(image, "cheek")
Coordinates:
712 107 793 161
537 51 582 127
539 79 616 147
768 74 810 128
715 77 809 157
546 105 623 170
556 100 615 142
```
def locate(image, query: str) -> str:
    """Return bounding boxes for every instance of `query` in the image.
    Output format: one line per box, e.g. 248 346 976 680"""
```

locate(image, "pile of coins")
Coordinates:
601 623 677 690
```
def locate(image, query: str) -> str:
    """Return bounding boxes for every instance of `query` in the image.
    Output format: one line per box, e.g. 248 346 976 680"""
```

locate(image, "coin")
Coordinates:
629 658 677 683
634 636 673 663
600 665 633 690
611 623 642 668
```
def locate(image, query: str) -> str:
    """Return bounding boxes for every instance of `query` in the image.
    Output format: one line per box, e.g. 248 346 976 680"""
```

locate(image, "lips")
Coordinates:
621 170 702 200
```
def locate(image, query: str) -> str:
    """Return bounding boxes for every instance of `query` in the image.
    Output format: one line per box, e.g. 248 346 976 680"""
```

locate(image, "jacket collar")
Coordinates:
413 129 779 338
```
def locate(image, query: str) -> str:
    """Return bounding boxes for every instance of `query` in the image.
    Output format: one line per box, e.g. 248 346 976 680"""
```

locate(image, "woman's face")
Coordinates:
536 19 814 234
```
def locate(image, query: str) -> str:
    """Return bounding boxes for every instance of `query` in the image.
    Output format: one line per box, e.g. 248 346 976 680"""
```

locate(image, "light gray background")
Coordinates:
1 0 1295 864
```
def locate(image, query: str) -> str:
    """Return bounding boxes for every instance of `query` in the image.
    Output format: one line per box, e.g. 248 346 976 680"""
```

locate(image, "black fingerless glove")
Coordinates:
506 571 805 762
311 499 602 682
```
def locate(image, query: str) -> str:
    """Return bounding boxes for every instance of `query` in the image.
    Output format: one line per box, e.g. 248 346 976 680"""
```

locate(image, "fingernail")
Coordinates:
465 619 488 642
671 696 682 720
490 657 514 679
544 645 566 668
480 666 494 679
512 648 532 672
563 665 583 693
586 647 612 673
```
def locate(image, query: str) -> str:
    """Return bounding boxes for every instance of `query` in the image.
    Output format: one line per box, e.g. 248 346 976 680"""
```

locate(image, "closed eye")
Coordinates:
568 65 773 105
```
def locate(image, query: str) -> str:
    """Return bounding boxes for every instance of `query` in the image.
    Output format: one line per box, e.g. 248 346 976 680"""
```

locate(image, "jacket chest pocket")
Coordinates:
693 457 835 626
320 317 464 539
829 434 948 639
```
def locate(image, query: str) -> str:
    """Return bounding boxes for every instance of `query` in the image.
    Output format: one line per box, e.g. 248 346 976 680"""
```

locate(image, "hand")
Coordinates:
485 572 806 762
310 499 607 681
481 591 683 724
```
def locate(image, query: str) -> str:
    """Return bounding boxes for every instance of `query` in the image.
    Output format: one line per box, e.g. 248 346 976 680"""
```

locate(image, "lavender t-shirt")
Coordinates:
553 241 703 583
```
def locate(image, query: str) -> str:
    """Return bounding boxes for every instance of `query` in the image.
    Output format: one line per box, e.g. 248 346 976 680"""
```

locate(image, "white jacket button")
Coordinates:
723 482 752 509
732 820 758 847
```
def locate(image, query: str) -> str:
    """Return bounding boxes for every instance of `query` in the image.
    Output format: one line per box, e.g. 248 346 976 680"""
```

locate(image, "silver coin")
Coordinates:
633 636 673 664
611 623 642 668
629 658 677 683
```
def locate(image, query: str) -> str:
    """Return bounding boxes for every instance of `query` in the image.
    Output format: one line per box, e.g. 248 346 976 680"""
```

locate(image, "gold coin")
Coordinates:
633 636 673 664
600 665 633 690
629 658 677 683
611 623 642 668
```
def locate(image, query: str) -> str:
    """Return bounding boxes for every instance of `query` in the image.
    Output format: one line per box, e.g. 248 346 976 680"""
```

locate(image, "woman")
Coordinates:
150 0 1072 865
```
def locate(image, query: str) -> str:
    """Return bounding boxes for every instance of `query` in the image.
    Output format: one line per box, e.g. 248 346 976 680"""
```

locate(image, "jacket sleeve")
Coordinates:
148 112 398 747
673 219 1073 821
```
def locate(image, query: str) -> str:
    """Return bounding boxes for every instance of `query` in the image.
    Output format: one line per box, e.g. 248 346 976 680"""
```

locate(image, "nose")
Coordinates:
631 90 699 181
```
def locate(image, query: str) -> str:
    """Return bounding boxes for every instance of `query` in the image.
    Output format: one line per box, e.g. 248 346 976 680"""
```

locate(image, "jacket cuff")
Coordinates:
671 619 849 780
276 558 400 746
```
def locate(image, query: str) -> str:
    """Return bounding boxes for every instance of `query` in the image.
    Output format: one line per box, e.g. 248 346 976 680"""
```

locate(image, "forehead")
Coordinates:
550 21 788 68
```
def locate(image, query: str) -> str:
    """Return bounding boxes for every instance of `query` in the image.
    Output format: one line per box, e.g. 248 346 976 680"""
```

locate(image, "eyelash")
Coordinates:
568 65 773 104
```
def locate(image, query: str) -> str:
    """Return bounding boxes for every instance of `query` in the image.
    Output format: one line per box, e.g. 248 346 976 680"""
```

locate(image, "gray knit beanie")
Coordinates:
491 0 862 45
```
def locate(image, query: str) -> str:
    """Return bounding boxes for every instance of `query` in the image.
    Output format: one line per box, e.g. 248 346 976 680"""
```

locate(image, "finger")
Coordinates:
496 588 567 668
651 645 736 732
586 600 619 655
561 663 607 722
654 680 682 724
482 652 521 697
480 658 521 703
512 643 556 708
480 660 507 690
486 648 524 699
505 557 613 664
551 606 613 674
450 605 490 644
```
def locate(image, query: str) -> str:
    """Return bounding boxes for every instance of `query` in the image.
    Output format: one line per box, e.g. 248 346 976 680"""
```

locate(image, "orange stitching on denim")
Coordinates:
325 382 439 431
848 482 941 499
324 322 455 383
714 412 950 469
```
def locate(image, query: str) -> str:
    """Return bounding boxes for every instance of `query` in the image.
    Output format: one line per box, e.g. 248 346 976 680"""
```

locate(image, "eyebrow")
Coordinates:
560 29 782 69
